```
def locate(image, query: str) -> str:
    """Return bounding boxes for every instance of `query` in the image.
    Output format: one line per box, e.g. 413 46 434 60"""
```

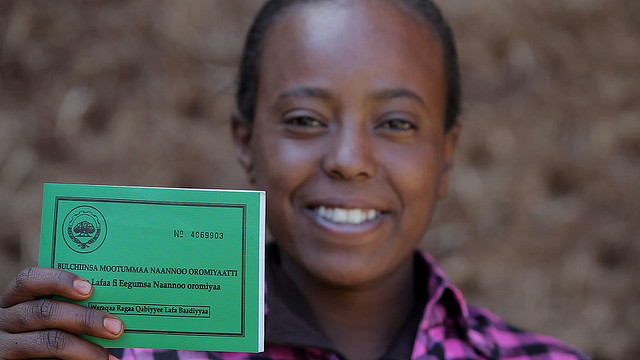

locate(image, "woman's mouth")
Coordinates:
313 206 382 225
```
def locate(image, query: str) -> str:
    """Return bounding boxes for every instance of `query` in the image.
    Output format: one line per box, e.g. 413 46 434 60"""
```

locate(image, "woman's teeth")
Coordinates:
315 206 379 225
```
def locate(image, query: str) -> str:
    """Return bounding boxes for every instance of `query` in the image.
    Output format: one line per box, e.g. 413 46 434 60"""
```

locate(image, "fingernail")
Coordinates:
104 317 123 335
73 279 92 295
109 355 120 360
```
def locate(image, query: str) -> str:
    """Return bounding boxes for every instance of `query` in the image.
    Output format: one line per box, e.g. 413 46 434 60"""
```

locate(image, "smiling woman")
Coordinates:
235 0 457 296
0 1 593 360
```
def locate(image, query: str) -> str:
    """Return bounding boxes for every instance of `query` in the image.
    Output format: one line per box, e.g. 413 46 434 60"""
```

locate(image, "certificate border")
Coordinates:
51 196 247 338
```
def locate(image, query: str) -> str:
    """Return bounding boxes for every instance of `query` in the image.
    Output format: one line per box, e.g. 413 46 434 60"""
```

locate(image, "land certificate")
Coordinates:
38 184 265 352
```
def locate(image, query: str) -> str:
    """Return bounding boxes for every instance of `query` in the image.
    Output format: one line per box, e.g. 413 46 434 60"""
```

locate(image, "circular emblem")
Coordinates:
62 206 107 253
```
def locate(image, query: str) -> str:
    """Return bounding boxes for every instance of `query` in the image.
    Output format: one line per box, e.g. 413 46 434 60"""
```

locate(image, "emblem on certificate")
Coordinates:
63 206 107 253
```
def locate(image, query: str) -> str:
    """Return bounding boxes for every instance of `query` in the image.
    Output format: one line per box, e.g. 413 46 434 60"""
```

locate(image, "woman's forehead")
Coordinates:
272 0 438 45
257 0 446 111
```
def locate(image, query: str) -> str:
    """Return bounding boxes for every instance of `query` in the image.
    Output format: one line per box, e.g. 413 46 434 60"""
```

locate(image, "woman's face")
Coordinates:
234 0 459 287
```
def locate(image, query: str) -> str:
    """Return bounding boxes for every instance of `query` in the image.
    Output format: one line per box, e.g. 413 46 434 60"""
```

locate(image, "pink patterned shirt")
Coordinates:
111 246 588 360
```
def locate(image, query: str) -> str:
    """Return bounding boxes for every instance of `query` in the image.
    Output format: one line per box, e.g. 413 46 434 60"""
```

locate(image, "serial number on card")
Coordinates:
173 230 224 239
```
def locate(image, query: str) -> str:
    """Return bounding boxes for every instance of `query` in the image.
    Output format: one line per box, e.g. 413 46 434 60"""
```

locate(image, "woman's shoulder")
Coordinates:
466 305 590 360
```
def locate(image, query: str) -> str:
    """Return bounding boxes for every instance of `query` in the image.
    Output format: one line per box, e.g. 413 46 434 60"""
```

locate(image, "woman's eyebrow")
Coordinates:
369 88 428 111
370 88 427 106
277 86 335 102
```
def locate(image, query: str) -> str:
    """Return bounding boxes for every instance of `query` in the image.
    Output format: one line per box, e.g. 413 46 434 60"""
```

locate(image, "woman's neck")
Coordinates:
281 253 416 360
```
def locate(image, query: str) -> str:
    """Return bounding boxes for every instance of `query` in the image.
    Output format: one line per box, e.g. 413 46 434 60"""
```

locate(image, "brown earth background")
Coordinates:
0 1 638 359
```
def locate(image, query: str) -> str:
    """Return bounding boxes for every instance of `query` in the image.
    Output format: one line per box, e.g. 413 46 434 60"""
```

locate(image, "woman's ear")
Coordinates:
437 123 461 199
231 110 255 183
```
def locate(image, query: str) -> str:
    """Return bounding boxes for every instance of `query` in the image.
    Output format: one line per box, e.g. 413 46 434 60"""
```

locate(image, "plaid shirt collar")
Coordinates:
415 250 496 359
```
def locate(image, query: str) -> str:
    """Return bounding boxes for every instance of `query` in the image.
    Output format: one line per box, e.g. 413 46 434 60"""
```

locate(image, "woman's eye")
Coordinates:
284 116 325 127
378 119 417 131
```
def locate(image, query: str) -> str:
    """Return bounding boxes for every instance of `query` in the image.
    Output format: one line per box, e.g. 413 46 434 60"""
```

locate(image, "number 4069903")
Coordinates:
190 231 223 239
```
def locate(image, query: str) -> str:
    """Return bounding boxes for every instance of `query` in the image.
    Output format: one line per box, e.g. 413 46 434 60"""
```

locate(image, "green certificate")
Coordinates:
38 183 265 352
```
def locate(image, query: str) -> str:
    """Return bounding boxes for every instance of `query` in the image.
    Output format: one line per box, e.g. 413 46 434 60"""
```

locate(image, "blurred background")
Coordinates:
0 0 638 358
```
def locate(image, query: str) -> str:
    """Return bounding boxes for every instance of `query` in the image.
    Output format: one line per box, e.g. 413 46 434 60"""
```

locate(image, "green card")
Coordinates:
38 184 265 353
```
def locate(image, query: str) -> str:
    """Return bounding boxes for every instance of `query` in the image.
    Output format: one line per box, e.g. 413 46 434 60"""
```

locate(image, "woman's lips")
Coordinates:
302 205 389 240
313 206 381 225
300 195 394 236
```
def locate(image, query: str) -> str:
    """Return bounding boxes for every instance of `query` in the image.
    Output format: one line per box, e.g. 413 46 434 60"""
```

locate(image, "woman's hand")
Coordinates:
0 267 123 360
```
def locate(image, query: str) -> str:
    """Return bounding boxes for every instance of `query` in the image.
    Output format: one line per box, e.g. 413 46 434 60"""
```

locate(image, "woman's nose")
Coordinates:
321 124 376 181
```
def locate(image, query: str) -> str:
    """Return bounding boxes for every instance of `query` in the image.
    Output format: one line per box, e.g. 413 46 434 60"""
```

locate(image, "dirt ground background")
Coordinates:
0 1 638 358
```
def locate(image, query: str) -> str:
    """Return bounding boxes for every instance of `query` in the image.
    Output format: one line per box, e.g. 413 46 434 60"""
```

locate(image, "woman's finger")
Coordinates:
0 267 92 308
0 329 118 360
0 298 123 339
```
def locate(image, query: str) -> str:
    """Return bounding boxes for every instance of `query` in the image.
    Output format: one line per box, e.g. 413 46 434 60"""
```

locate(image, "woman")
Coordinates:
0 0 588 359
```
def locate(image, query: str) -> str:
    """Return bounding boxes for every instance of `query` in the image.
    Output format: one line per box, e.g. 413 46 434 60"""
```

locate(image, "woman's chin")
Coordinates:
288 248 408 290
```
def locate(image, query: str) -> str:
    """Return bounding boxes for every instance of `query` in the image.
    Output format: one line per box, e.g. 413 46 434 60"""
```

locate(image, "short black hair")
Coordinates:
236 0 461 131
